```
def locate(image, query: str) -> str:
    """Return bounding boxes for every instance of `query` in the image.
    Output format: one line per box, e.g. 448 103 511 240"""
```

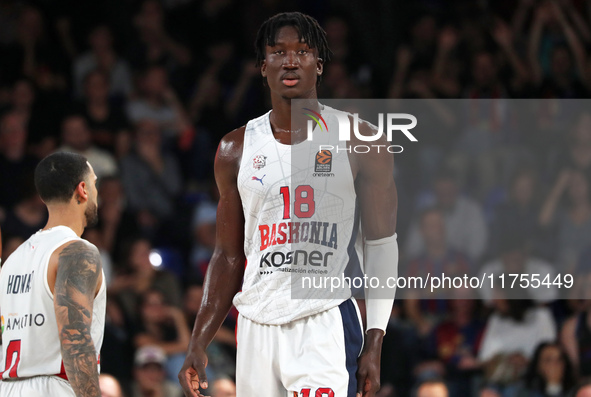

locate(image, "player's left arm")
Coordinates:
353 121 398 397
53 240 103 397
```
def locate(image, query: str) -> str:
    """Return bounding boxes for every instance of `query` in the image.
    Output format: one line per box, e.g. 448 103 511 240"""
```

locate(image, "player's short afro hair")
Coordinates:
254 12 331 67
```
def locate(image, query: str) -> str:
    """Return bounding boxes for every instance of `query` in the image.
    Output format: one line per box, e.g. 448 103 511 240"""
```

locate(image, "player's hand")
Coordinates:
179 345 209 397
356 329 383 397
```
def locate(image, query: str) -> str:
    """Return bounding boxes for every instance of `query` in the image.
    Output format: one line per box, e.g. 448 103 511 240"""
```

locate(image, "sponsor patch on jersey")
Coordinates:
315 150 332 173
253 155 267 170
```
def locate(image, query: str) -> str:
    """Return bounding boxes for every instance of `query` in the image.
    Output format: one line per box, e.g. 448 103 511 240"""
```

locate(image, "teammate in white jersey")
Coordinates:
0 151 105 397
180 12 398 397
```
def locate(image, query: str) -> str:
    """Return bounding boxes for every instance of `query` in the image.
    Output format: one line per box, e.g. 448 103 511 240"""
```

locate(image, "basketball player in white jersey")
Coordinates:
180 12 398 397
0 151 106 397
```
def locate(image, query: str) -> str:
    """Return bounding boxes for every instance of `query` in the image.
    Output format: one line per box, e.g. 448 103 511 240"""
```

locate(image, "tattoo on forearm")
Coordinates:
54 241 102 397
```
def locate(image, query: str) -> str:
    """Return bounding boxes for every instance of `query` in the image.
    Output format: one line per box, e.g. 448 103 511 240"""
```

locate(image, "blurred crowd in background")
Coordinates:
3 0 591 396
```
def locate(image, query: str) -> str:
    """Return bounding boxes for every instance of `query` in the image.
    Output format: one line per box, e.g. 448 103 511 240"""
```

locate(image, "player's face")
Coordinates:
84 163 99 227
261 25 323 100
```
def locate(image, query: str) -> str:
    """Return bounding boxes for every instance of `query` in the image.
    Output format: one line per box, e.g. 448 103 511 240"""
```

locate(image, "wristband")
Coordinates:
364 233 398 333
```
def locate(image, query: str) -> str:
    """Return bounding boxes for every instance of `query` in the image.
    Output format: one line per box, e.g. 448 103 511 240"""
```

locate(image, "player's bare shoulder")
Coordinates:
216 125 247 177
48 239 102 295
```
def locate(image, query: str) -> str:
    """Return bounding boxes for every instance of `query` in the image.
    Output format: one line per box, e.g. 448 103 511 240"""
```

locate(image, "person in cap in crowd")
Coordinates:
132 345 182 397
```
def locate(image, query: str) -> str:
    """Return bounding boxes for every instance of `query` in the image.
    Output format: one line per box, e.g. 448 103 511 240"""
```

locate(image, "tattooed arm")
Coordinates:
53 240 102 397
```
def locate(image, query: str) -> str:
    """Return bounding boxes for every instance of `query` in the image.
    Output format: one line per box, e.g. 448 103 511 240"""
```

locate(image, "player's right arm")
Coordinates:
179 127 246 397
52 240 103 397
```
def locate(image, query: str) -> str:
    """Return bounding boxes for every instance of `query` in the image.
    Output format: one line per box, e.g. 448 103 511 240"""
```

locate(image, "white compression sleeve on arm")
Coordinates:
364 233 398 333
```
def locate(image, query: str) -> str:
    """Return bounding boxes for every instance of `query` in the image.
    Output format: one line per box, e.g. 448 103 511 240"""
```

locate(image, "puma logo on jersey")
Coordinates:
252 174 266 185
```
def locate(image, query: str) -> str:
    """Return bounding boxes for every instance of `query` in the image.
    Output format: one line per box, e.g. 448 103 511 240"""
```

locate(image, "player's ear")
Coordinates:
261 60 267 77
74 181 89 204
316 58 324 77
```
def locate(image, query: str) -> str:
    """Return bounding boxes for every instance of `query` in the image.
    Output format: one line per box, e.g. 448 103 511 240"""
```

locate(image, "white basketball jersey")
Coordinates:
233 107 359 325
0 226 106 380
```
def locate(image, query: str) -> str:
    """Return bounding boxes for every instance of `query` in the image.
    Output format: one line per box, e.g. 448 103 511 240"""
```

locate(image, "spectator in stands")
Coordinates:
0 6 67 93
57 114 118 179
479 233 558 304
514 342 576 397
552 112 591 181
451 49 526 197
561 299 591 378
404 208 472 335
479 386 503 397
101 296 135 389
429 25 462 98
72 70 131 156
3 78 61 147
211 378 236 397
187 40 234 134
489 167 544 257
127 0 191 71
190 180 218 280
465 50 508 98
405 170 488 261
478 292 556 386
72 25 132 99
415 288 484 396
96 176 138 262
1 180 46 240
83 227 114 286
540 169 591 272
131 345 182 397
120 120 182 228
528 1 589 98
133 289 190 382
417 380 449 397
99 374 125 397
127 65 192 142
0 111 37 212
109 237 183 322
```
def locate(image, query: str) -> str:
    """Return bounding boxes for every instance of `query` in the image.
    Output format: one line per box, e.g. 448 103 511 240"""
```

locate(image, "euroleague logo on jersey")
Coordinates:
314 150 334 177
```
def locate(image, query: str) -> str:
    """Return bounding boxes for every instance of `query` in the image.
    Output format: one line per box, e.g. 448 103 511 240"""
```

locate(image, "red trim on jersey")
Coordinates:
56 361 68 380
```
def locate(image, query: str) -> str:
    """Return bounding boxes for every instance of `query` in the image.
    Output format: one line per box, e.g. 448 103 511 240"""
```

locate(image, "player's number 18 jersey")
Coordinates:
233 107 359 325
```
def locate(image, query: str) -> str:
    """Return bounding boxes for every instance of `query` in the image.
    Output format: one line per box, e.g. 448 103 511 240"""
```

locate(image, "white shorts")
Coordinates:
236 299 364 397
0 375 75 397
